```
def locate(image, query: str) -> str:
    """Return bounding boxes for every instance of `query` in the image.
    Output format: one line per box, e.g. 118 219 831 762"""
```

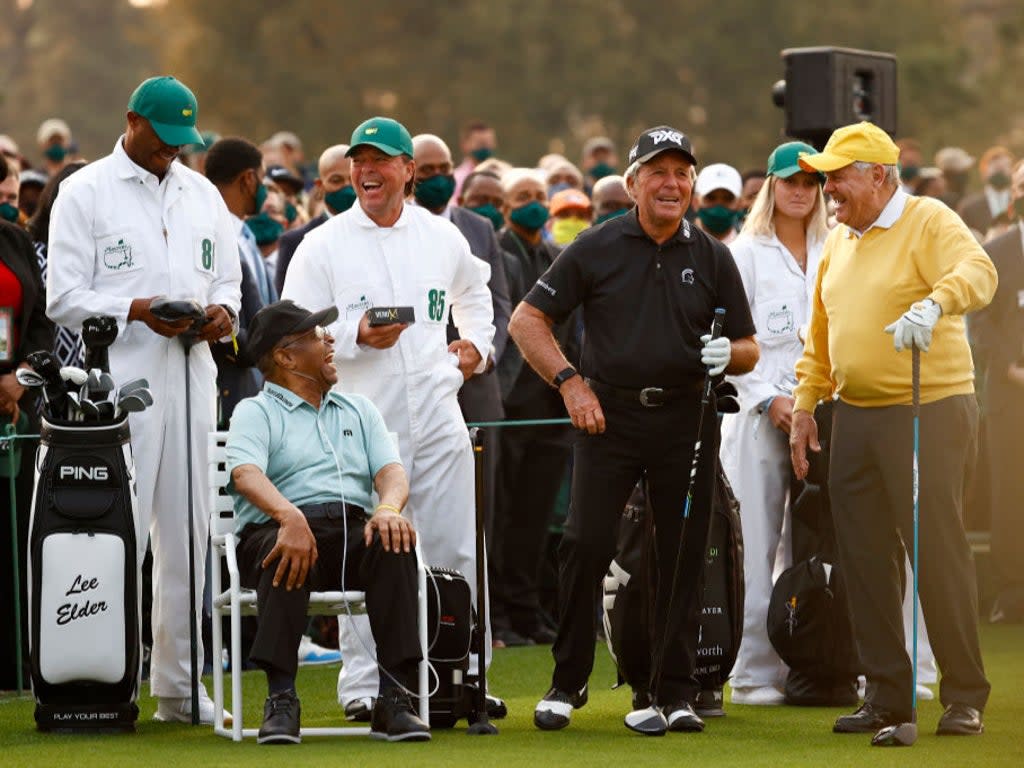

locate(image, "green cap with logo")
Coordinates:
767 140 824 181
127 76 203 147
346 117 414 158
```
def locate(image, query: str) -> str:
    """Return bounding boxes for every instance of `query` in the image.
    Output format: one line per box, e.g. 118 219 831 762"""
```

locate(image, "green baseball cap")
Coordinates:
127 76 203 147
346 117 414 158
767 141 823 180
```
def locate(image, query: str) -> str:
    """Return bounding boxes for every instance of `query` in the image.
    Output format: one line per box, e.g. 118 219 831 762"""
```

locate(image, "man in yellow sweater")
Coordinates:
789 122 994 739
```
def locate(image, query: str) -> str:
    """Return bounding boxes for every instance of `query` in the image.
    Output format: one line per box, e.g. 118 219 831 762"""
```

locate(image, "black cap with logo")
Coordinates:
246 300 338 363
627 125 697 167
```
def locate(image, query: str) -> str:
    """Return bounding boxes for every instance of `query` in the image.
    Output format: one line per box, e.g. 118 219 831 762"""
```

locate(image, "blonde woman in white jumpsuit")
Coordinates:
720 142 829 705
282 117 496 717
45 77 241 723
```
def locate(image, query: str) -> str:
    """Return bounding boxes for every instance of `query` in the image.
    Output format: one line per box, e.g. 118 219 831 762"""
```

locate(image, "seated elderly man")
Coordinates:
227 299 429 744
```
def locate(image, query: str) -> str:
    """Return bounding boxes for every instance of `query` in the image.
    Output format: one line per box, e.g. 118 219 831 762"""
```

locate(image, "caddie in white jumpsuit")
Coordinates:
282 117 496 717
46 77 241 723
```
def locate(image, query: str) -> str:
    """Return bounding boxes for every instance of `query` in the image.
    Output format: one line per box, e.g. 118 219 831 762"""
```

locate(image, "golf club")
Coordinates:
26 350 69 420
81 316 118 373
872 344 921 748
625 307 726 737
59 366 89 388
116 377 150 396
149 296 208 726
115 392 150 419
66 392 83 422
15 369 46 388
467 428 498 736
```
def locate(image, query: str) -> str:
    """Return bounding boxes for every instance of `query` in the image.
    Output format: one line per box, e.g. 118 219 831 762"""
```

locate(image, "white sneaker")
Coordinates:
730 686 786 706
154 688 232 725
297 634 342 666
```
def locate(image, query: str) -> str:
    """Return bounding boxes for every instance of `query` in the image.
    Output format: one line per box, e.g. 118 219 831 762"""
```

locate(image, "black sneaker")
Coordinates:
534 684 588 730
344 696 375 722
370 689 431 742
257 690 301 745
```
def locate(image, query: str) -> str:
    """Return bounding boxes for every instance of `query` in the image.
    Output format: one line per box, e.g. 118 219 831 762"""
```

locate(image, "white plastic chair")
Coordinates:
207 431 430 740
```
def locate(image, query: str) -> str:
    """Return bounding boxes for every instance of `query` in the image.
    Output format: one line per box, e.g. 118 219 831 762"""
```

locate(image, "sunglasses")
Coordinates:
280 325 329 349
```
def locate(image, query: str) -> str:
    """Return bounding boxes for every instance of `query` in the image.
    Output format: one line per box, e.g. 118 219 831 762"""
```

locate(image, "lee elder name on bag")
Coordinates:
56 574 109 626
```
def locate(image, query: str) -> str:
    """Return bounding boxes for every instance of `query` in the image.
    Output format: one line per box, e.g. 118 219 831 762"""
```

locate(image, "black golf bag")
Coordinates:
603 467 745 695
28 416 142 731
425 566 472 728
767 401 859 705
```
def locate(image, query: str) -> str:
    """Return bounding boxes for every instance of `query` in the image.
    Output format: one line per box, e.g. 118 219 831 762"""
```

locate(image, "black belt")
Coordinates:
299 501 366 520
587 378 703 408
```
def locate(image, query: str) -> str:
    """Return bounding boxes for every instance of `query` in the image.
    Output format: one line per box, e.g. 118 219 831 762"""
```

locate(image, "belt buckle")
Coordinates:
639 387 664 408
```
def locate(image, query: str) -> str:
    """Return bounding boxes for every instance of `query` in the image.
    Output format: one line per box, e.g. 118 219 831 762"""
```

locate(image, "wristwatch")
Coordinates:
552 366 578 389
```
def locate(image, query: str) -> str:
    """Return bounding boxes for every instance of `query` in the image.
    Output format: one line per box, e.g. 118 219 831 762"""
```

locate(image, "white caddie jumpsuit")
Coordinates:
282 201 495 704
46 139 241 699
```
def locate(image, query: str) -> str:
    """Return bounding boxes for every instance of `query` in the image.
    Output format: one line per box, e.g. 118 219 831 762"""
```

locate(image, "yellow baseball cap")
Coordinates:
798 122 899 173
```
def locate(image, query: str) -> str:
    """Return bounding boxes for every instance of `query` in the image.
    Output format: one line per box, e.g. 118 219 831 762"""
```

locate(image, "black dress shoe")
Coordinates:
370 689 431 742
662 701 705 732
343 696 375 722
937 703 984 735
257 690 301 744
695 688 725 717
833 703 901 733
534 685 588 730
494 628 535 647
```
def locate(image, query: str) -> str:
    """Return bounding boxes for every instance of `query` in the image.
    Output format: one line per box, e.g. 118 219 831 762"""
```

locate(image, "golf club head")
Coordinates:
130 388 153 407
59 366 89 387
81 315 118 373
66 392 82 421
15 369 46 388
25 350 61 381
117 377 149 395
78 398 101 421
149 296 206 324
624 706 668 736
96 401 116 421
871 721 917 747
116 393 149 416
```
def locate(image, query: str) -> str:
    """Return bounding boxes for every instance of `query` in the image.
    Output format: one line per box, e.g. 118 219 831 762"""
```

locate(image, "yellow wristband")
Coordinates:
375 503 402 515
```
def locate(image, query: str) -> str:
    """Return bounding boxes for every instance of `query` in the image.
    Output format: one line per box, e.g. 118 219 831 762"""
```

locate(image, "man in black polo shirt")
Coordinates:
509 125 758 735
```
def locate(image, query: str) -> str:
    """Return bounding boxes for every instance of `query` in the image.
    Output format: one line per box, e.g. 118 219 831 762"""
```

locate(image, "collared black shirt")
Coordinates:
523 209 754 388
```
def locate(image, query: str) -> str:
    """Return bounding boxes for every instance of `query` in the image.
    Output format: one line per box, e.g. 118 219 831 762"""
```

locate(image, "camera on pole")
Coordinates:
772 46 898 149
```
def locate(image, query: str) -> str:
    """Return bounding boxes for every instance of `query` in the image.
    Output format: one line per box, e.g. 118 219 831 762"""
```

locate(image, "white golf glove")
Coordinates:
884 298 942 352
700 334 731 376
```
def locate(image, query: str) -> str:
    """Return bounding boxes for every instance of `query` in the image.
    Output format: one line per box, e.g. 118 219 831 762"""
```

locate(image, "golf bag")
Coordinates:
28 416 141 731
425 566 472 728
767 401 858 705
603 467 744 693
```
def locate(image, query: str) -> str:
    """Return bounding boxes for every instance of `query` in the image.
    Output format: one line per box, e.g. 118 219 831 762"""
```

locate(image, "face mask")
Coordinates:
1014 197 1024 220
245 212 283 246
988 171 1011 190
469 203 504 231
284 201 297 224
253 181 268 214
0 202 18 223
552 217 589 245
324 185 356 213
509 200 549 232
414 174 456 210
899 165 920 183
470 147 494 163
590 162 615 180
44 144 66 163
594 207 629 225
548 181 572 198
697 205 737 235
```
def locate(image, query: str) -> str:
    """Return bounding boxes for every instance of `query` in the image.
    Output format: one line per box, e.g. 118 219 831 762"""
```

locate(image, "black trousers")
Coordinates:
551 391 717 705
829 396 990 718
492 415 571 635
237 510 421 690
984 404 1024 607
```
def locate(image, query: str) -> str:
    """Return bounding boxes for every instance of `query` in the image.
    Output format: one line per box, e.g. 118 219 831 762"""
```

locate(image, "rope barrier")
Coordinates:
466 418 571 428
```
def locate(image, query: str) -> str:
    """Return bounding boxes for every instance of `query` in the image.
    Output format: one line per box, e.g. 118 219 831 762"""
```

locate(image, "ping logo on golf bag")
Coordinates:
55 456 116 486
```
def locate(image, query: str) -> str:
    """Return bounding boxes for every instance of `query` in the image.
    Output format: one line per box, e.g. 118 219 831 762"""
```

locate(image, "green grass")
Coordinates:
2 624 1022 767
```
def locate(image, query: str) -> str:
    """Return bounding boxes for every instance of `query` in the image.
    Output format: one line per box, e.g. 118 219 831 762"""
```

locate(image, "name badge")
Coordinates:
0 307 12 363
1017 290 1024 308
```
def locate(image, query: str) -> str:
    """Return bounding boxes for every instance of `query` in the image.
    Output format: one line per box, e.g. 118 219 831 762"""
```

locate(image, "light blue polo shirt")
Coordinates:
226 382 401 533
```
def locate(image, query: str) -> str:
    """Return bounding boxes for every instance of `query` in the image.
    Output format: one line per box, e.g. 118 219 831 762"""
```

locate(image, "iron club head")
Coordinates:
15 369 47 388
871 721 917 747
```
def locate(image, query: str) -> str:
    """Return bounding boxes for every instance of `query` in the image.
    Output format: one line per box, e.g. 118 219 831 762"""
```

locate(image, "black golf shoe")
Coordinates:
534 684 588 730
833 702 902 733
343 696 374 722
257 690 301 745
370 689 431 742
936 703 984 735
695 687 726 717
662 701 705 732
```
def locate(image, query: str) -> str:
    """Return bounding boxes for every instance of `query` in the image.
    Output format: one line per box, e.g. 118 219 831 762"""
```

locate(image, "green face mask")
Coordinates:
697 205 737 235
552 217 589 245
284 201 298 224
414 174 456 210
590 162 615 180
44 144 67 163
509 200 549 232
594 208 628 225
324 185 356 214
470 147 494 163
0 203 19 223
245 212 283 246
253 181 268 215
469 204 504 231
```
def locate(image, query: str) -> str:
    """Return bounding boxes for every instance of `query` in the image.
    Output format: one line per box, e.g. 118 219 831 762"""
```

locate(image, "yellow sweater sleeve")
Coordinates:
921 204 997 315
793 245 834 413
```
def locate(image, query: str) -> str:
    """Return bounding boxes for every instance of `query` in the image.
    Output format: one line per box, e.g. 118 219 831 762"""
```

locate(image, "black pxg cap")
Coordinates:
627 125 698 167
246 299 338 363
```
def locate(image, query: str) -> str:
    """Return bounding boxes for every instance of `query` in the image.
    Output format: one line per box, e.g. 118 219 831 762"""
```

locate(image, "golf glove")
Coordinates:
700 334 731 376
884 298 941 352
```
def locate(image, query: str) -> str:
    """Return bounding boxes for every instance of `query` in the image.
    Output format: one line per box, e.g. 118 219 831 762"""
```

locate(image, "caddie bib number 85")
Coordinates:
194 234 216 275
